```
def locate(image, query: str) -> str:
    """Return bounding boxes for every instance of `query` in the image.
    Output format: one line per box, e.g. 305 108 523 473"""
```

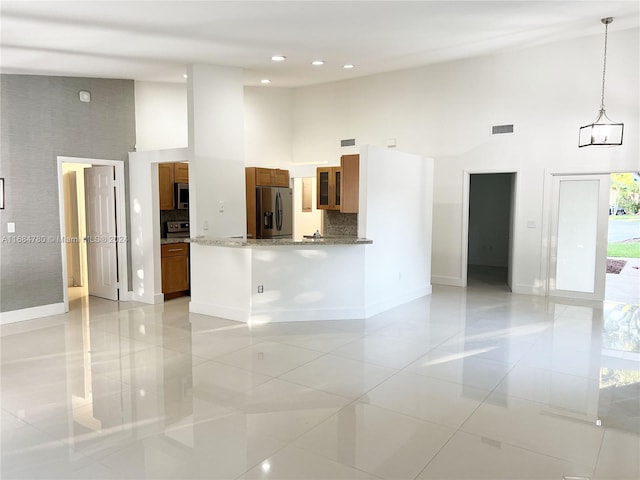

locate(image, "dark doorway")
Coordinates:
467 173 515 291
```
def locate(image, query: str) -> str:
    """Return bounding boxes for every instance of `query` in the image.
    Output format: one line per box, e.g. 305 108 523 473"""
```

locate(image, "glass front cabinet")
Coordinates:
316 167 341 210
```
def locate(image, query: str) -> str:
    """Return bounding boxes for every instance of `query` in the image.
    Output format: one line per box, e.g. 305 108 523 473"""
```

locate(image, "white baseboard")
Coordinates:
191 286 434 324
511 283 544 296
0 303 66 325
364 285 432 318
130 292 164 304
189 301 250 323
190 301 366 323
431 275 464 287
250 306 367 323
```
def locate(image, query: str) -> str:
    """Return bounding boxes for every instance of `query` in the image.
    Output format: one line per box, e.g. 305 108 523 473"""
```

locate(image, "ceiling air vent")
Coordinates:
340 138 356 147
492 124 514 135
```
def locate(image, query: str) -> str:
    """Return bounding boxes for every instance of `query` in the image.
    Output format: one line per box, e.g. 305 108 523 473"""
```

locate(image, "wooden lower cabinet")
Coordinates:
161 243 189 299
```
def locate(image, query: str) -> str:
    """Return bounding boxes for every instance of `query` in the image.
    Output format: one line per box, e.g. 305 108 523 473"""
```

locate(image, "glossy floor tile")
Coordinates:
416 430 593 479
293 402 454 479
1 285 639 479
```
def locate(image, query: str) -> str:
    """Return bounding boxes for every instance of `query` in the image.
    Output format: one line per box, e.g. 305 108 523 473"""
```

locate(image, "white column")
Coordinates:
187 64 246 238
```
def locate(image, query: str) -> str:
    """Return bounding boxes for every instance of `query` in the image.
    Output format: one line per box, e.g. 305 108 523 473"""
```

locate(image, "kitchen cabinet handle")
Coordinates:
167 248 183 252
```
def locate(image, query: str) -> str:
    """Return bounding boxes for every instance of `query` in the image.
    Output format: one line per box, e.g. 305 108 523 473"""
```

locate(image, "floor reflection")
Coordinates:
602 303 640 354
598 303 640 435
1 287 638 479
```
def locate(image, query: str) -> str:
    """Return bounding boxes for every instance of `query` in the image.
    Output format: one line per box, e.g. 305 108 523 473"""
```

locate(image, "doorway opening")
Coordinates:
57 156 128 312
466 172 516 291
605 172 640 304
62 162 91 306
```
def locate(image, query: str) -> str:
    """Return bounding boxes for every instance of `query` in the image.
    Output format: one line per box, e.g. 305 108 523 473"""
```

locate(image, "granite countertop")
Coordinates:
160 238 189 245
187 236 372 247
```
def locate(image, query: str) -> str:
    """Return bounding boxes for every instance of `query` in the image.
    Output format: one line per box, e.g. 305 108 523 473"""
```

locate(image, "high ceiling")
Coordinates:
1 1 639 87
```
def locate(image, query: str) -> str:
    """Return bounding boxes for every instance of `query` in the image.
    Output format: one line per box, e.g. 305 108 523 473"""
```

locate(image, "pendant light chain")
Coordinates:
600 19 609 110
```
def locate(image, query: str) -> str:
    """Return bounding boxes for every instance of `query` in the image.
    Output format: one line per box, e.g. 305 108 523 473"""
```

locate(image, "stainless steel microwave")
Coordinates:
175 183 189 209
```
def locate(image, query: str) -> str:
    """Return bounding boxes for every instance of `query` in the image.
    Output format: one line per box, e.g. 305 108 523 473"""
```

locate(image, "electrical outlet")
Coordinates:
258 285 264 293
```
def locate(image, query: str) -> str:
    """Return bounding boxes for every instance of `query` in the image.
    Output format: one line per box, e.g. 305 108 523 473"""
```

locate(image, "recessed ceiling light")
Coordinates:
311 60 325 66
183 74 188 79
343 64 355 69
261 79 271 84
271 55 286 62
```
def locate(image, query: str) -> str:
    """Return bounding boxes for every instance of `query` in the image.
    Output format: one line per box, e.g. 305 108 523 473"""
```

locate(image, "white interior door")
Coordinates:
84 166 119 301
549 174 609 301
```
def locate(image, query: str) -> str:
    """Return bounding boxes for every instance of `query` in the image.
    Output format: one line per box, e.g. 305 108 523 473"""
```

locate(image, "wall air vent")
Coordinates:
492 124 514 135
340 138 356 147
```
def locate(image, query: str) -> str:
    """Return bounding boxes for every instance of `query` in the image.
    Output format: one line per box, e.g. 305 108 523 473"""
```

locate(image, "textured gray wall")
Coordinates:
0 75 135 312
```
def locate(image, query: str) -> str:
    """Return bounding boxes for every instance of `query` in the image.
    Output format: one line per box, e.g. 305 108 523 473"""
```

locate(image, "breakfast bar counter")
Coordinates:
187 236 372 247
188 236 373 323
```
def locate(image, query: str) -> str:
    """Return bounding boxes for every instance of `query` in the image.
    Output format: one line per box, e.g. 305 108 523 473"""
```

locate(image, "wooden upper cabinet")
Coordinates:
253 167 290 187
158 163 175 210
159 162 189 211
316 154 359 213
254 168 274 186
340 154 359 213
272 169 290 187
174 162 189 183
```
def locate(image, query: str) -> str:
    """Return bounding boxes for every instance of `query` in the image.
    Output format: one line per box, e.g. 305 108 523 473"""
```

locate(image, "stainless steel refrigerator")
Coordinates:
256 186 293 238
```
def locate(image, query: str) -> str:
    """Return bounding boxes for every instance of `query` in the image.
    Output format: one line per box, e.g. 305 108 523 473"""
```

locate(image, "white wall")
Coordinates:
134 81 188 151
359 146 433 316
189 243 367 323
187 64 246 238
250 245 366 322
244 87 293 166
134 82 293 167
190 244 253 321
129 148 189 304
292 28 640 294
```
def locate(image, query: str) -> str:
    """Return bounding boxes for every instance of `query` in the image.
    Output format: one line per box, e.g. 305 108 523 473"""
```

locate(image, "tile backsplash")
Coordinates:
323 210 357 237
160 209 189 236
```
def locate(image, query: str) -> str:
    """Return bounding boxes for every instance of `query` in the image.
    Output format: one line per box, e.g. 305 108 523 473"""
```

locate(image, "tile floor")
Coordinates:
1 282 639 479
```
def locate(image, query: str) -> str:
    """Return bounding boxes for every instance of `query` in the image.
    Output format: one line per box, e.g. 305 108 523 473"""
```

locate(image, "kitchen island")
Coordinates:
188 236 373 323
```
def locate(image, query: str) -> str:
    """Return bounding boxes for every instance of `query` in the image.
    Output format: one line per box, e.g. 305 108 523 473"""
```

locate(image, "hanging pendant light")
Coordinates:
578 17 624 147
